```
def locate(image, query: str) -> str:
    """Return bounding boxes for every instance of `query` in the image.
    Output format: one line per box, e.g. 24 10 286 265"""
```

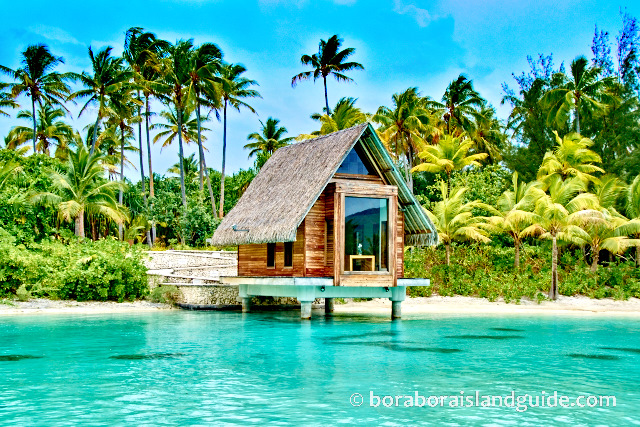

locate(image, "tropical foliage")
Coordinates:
1 17 640 304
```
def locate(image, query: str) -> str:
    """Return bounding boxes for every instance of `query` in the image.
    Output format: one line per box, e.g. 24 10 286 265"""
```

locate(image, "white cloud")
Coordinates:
28 25 81 45
393 0 433 27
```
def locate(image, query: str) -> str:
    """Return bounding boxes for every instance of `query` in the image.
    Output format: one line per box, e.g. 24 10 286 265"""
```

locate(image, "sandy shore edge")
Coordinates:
1 295 639 317
0 299 174 315
334 295 640 317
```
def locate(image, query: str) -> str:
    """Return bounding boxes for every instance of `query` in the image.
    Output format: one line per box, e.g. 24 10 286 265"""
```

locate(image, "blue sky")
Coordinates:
1 0 639 180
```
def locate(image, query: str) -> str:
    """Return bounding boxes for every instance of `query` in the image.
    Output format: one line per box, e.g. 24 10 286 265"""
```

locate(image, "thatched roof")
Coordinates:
211 123 437 246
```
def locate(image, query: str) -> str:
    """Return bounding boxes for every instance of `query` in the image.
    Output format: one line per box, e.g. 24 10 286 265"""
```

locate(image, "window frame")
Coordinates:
266 242 276 269
283 241 293 268
338 191 396 278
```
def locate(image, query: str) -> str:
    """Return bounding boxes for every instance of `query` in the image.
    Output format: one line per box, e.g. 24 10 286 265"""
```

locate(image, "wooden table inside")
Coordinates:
349 255 375 271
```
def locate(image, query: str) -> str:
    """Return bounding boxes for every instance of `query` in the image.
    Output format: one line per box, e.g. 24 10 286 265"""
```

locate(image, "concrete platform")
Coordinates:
221 276 430 319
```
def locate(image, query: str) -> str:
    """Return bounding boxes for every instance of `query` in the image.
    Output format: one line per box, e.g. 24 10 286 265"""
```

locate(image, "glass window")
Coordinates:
336 144 378 176
344 197 388 272
266 243 275 268
284 242 293 267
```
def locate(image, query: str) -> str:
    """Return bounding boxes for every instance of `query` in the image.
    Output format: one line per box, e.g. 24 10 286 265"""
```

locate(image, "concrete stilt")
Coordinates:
300 301 312 319
325 298 334 314
242 297 252 313
391 301 402 319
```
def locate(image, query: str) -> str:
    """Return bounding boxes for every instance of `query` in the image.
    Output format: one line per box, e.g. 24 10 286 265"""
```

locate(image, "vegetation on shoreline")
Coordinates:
405 244 640 302
2 12 640 302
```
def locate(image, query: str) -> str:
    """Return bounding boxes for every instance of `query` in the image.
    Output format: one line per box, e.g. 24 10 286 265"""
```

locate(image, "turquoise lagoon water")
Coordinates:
1 310 639 426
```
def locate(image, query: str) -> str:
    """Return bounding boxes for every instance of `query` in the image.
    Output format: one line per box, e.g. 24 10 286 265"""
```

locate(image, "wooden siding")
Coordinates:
397 210 404 278
340 273 393 287
238 224 305 276
237 178 407 283
304 192 326 277
324 184 335 277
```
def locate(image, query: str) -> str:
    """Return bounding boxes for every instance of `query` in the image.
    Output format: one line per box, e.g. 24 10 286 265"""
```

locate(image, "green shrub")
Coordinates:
404 243 639 302
0 230 148 302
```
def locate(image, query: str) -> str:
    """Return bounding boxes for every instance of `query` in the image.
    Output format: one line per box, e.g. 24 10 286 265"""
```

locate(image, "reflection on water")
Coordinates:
567 353 621 360
0 355 43 362
445 334 525 340
600 347 640 354
110 353 185 360
0 311 639 426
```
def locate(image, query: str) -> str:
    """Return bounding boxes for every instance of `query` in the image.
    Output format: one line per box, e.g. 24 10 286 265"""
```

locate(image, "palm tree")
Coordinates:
491 172 544 269
626 175 640 267
425 182 496 265
0 83 18 117
98 124 138 181
33 145 125 238
168 152 199 184
412 134 488 197
105 92 140 239
542 56 612 134
373 88 430 191
537 131 604 186
0 160 21 191
245 117 293 161
7 103 73 157
68 47 130 155
291 35 364 114
307 97 367 136
217 63 260 217
1 44 72 153
468 104 505 163
152 107 204 149
571 207 640 272
123 28 169 206
185 42 222 206
429 74 485 135
501 78 555 180
523 177 598 299
156 40 195 209
593 175 626 209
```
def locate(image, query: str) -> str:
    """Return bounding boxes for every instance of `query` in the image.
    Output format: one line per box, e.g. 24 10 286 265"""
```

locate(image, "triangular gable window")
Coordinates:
336 142 378 176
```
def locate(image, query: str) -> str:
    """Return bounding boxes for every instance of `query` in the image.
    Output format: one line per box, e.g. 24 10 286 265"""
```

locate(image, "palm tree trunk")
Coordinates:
446 170 452 198
136 94 147 205
405 149 414 193
514 238 520 270
445 243 451 266
576 109 580 134
90 114 100 155
202 153 217 215
590 247 599 273
119 128 125 241
91 217 97 241
136 93 152 248
31 97 37 153
550 235 558 300
219 100 227 218
176 106 187 208
145 96 154 198
145 95 156 245
323 75 330 115
196 99 205 192
75 210 85 238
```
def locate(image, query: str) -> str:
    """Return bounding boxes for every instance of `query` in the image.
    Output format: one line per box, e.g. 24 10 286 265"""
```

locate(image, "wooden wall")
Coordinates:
238 225 305 276
304 192 326 277
237 183 406 281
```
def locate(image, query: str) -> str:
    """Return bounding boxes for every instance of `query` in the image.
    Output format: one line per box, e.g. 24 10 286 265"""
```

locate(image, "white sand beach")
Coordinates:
1 295 639 317
0 299 173 315
335 295 640 317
